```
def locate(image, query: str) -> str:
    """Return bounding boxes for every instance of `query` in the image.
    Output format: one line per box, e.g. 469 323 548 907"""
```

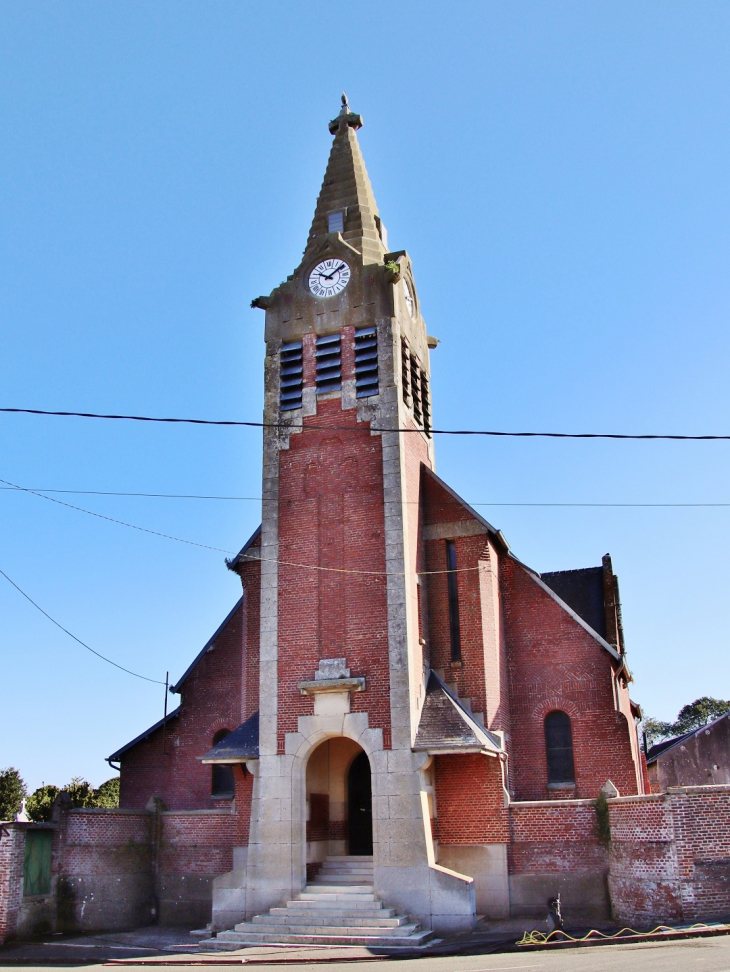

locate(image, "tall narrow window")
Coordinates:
280 341 303 411
211 729 235 798
421 371 431 436
315 334 342 393
445 540 462 663
544 711 576 785
410 354 422 424
401 338 411 405
354 327 378 397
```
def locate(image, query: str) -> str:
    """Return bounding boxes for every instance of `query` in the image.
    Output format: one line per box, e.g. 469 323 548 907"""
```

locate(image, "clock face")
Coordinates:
308 259 351 298
402 279 414 317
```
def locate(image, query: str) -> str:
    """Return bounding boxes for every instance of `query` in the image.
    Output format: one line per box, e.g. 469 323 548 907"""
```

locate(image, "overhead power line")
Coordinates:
0 566 165 685
1 485 729 507
2 407 730 440
2 477 482 576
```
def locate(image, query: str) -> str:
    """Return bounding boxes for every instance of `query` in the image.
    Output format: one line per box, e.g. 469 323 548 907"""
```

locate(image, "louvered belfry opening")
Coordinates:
280 341 304 411
421 371 431 436
401 338 411 405
410 354 422 425
354 326 379 398
315 334 342 393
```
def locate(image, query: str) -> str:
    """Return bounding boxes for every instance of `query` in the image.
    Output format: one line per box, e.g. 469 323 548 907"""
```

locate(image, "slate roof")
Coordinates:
225 525 262 572
645 732 694 765
168 597 242 693
540 567 607 639
107 706 180 764
645 713 730 765
413 672 503 755
199 712 259 763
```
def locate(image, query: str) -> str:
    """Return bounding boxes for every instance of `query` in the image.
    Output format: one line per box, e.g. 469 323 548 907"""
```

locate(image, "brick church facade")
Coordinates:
110 98 646 938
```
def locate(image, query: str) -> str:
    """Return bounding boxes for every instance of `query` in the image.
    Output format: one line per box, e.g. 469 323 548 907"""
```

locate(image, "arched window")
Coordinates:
211 729 235 798
544 711 575 786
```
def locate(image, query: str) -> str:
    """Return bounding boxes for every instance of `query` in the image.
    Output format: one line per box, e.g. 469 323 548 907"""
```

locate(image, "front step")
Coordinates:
262 911 407 927
205 929 434 949
201 855 433 950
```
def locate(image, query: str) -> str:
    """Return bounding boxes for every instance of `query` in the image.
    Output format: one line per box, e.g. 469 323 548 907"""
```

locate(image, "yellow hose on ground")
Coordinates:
516 922 719 946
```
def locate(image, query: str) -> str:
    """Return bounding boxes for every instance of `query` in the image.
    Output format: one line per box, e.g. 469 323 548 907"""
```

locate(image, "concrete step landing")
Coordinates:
200 855 434 950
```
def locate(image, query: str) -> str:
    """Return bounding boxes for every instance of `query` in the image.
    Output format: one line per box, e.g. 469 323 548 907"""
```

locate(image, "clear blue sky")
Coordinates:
2 1 729 791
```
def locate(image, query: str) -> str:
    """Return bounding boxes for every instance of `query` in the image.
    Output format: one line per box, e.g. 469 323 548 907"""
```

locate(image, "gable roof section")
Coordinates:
645 712 730 765
541 567 607 640
107 706 180 764
199 712 259 763
516 560 621 662
169 596 243 693
414 671 503 755
226 525 262 572
420 466 508 548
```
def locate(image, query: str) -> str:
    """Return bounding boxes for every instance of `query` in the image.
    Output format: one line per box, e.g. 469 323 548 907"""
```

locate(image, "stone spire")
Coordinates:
304 94 386 266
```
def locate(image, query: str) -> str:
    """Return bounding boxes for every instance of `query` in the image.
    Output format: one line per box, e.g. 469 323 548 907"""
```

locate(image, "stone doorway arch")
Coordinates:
305 737 372 870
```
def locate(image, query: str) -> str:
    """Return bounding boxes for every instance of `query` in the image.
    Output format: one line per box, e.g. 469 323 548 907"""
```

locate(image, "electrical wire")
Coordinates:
3 406 730 440
2 487 729 508
1 476 482 576
0 477 234 555
0 567 165 685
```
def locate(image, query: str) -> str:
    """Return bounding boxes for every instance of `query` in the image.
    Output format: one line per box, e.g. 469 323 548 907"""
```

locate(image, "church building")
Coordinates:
110 97 646 945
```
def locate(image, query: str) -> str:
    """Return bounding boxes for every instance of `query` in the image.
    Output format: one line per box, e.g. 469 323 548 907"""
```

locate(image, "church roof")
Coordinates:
199 712 259 763
303 94 385 267
107 706 180 764
225 525 262 572
413 671 503 755
169 596 243 693
540 567 607 640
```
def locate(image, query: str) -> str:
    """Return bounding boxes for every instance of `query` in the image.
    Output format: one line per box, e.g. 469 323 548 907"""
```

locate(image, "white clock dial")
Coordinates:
308 259 351 298
402 279 414 317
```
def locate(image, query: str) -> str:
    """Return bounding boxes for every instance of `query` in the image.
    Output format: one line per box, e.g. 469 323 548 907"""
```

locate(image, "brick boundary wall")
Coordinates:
0 825 25 945
609 786 730 925
158 809 238 925
56 809 154 932
0 804 242 938
508 798 610 920
5 786 730 938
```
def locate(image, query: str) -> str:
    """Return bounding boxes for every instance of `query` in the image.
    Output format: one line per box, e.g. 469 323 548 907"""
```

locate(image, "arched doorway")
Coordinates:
347 750 373 855
305 738 373 867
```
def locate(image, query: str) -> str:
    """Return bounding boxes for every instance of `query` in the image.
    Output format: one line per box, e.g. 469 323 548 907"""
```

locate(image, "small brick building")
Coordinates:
110 98 646 936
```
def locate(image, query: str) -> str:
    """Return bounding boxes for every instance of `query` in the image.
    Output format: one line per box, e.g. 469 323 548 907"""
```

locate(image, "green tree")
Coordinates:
94 777 120 808
26 784 61 822
673 697 730 735
0 767 27 820
643 697 730 746
63 777 97 809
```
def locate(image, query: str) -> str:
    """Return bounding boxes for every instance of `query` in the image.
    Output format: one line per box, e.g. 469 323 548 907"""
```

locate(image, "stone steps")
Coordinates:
264 910 406 926
200 855 434 950
229 921 423 938
207 929 434 948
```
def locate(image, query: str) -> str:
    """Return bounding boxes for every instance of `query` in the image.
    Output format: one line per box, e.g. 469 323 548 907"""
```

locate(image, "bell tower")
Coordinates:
241 97 475 932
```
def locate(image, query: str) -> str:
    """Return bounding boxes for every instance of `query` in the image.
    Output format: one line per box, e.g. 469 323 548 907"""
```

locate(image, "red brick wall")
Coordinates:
434 754 509 844
275 343 391 742
607 795 679 923
609 787 730 924
672 787 730 920
509 800 607 875
158 810 238 878
502 557 639 801
119 600 249 811
0 825 24 944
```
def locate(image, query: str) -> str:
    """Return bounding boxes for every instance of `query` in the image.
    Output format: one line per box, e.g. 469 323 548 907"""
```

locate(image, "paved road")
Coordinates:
5 936 730 972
